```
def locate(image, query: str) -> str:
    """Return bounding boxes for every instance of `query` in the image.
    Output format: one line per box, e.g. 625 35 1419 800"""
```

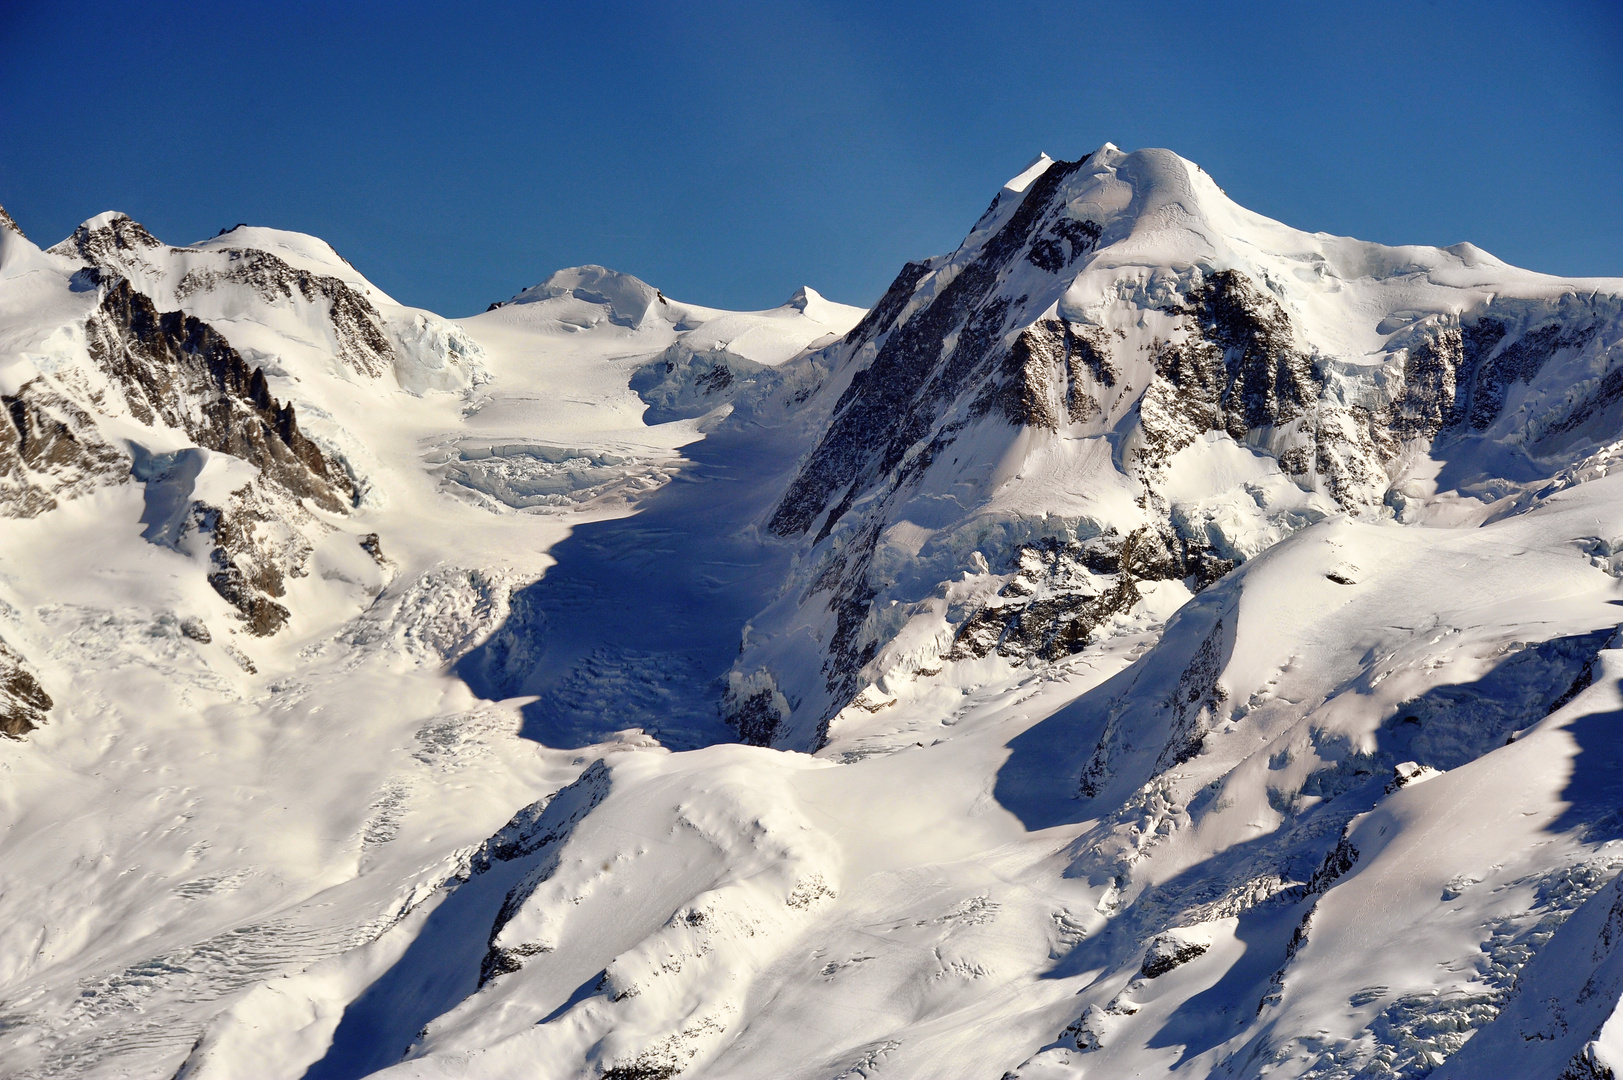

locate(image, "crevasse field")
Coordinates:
3 146 1623 1079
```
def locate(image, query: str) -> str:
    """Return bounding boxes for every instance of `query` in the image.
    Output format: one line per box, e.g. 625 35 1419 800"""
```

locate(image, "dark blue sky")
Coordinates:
3 2 1619 316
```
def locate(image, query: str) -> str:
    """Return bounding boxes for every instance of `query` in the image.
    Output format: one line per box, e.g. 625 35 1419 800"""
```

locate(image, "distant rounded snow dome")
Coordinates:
516 265 662 328
1443 241 1502 267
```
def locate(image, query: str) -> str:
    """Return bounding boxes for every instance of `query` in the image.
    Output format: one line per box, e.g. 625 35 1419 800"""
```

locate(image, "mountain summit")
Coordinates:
724 145 1621 751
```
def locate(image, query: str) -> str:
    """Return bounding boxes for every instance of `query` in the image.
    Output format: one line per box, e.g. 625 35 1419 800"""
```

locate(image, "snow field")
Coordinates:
4 143 1623 1079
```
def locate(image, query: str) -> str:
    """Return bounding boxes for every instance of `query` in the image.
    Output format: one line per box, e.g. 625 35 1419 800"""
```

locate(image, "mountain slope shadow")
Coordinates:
1548 681 1623 842
992 668 1130 831
992 588 1234 832
299 861 530 1080
455 419 801 750
1033 627 1620 1067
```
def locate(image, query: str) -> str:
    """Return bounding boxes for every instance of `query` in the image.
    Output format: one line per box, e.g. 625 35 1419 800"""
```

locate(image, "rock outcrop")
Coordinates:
0 637 51 738
86 278 354 511
53 214 395 380
725 146 1623 750
0 378 128 519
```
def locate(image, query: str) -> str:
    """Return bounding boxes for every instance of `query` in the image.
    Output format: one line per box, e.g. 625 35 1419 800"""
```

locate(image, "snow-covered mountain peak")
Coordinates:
1440 239 1509 268
184 224 384 295
1006 151 1057 193
978 145 1319 291
79 209 141 231
1074 145 1241 252
733 144 1623 754
766 285 854 335
48 211 164 278
6 149 1623 1080
998 147 1552 303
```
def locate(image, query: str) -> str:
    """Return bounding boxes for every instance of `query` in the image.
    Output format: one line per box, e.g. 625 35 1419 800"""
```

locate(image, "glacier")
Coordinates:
1 145 1622 1079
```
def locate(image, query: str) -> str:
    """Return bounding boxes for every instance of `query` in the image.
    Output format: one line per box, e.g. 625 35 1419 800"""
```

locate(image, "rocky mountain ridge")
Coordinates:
720 145 1623 752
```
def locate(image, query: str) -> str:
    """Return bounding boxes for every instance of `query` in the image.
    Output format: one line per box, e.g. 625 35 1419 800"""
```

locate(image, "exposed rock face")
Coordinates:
727 147 1623 751
726 681 791 747
53 213 395 381
1388 325 1463 439
0 251 359 635
946 529 1226 665
48 214 166 279
173 248 394 378
1560 1046 1619 1080
76 278 353 633
1133 270 1317 471
0 379 128 519
766 155 1093 541
196 495 297 636
838 260 935 348
86 278 353 512
999 320 1067 430
0 637 52 739
1139 933 1210 979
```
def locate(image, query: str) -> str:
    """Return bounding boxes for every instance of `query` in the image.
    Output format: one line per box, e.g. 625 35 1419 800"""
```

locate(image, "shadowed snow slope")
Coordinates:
2 144 1623 1080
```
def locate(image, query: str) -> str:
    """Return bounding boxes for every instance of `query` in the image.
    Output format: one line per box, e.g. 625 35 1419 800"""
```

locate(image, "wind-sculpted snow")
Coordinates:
4 148 1623 1080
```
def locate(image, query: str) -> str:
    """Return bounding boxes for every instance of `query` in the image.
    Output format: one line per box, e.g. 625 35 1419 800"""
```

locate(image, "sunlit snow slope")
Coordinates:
2 146 1623 1080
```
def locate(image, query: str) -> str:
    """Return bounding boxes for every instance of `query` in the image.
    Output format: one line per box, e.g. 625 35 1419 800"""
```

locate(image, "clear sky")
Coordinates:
2 1 1619 317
